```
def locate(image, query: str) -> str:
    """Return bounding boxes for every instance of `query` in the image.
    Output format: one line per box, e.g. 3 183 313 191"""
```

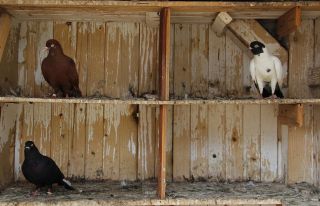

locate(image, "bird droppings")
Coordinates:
0 181 319 205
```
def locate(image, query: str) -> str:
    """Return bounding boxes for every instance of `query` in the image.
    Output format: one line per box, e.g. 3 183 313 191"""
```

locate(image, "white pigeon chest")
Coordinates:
254 56 275 81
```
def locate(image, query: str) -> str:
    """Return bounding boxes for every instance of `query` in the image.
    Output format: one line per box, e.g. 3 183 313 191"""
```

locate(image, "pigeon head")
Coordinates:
24 141 40 156
45 39 63 56
250 41 266 55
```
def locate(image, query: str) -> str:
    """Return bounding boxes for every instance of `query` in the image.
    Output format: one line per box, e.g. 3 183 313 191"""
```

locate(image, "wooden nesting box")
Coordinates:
0 1 320 205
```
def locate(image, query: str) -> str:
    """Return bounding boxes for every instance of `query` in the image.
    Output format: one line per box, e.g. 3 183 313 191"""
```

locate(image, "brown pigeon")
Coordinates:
41 39 82 97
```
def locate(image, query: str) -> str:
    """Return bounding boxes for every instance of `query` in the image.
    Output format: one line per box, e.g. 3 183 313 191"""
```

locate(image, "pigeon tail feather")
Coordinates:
60 179 75 190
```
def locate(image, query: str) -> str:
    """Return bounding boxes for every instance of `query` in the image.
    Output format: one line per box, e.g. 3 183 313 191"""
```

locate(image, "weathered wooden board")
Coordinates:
0 104 20 188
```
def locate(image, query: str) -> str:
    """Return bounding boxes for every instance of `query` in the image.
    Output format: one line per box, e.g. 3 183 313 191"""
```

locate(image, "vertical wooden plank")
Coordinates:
225 30 243 97
103 104 120 180
21 22 37 97
138 24 159 180
138 105 156 180
189 24 209 180
33 103 51 157
314 106 320 186
85 104 104 179
87 22 105 96
69 103 86 179
287 20 315 184
17 103 33 180
34 21 53 97
208 23 226 98
190 104 208 179
0 13 11 62
76 22 88 97
158 7 170 199
208 105 225 180
243 105 261 181
119 105 138 180
0 104 18 188
173 24 191 181
51 104 72 176
166 105 173 181
288 105 314 184
14 104 23 181
261 105 278 182
17 22 27 97
225 104 243 180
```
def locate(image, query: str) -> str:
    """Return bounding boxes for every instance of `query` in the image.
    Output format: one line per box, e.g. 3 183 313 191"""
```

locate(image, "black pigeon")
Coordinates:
22 141 75 194
41 39 82 97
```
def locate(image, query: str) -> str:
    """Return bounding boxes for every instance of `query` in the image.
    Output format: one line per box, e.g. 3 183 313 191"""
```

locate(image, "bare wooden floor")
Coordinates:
0 181 319 205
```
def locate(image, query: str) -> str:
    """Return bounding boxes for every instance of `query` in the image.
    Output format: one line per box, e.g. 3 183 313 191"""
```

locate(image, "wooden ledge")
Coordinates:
1 96 320 105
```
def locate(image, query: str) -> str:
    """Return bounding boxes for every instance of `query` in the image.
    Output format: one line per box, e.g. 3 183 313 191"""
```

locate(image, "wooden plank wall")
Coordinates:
4 19 319 187
14 20 160 181
172 23 280 182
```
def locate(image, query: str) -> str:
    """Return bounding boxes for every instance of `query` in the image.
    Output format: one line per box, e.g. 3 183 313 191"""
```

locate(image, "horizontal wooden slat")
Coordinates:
1 1 320 20
2 96 320 105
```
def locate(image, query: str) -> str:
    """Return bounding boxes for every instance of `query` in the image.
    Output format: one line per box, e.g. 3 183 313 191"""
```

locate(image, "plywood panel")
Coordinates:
243 104 260 181
86 104 104 179
225 104 243 180
261 105 278 182
208 105 225 180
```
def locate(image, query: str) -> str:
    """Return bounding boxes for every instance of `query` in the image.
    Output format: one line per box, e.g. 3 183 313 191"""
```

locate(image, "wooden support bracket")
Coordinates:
277 6 301 37
212 12 232 37
278 104 304 127
0 11 11 62
158 7 170 200
308 67 320 87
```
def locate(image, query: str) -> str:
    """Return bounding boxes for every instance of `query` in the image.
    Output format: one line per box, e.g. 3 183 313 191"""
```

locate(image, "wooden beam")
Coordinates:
0 11 11 62
277 6 301 37
308 67 320 87
158 7 170 199
227 19 288 87
279 104 304 127
212 12 232 37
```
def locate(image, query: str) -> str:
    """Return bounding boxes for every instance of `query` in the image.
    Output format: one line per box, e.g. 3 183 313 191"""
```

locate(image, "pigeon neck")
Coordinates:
24 149 41 160
49 49 64 57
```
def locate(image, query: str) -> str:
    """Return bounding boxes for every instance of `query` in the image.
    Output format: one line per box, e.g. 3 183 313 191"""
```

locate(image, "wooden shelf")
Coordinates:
1 96 320 105
0 181 319 205
1 1 320 21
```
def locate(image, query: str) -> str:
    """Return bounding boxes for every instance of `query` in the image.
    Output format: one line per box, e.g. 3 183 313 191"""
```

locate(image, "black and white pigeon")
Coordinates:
22 141 75 195
249 40 284 98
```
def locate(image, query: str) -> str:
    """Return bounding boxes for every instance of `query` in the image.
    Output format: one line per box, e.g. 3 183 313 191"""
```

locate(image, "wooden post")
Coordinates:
158 7 170 199
277 6 301 37
0 11 11 62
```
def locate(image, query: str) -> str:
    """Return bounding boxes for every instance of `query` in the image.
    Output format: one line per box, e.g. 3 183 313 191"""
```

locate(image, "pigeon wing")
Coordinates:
272 56 283 87
66 57 80 88
249 59 256 82
42 156 65 182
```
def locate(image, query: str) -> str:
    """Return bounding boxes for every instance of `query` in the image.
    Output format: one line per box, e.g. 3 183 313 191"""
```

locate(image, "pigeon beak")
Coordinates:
25 146 30 150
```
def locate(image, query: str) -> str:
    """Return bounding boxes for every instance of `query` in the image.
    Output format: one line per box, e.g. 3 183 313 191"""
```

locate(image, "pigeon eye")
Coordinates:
31 144 34 147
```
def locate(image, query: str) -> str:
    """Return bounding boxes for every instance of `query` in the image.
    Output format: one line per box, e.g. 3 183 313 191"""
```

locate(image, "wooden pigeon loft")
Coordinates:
0 1 320 205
